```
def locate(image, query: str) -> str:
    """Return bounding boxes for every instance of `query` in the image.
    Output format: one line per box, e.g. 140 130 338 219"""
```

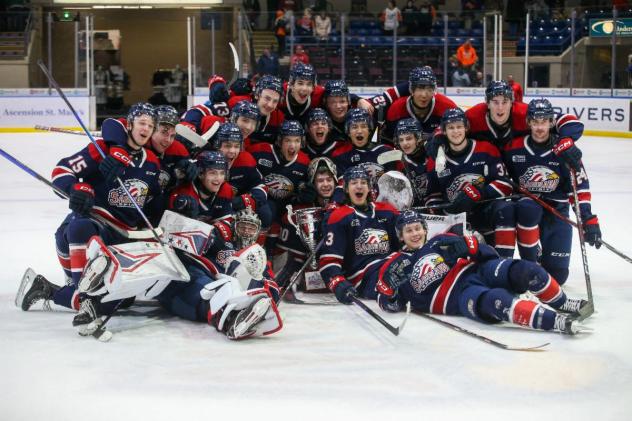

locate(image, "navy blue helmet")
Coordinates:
127 102 157 127
323 80 350 100
485 80 513 103
278 120 305 146
395 118 423 139
196 150 228 172
343 165 371 192
409 66 437 90
527 98 555 121
441 107 469 132
255 74 283 98
345 108 373 134
306 107 332 128
213 122 243 150
231 100 260 124
289 62 317 85
154 105 179 127
395 209 428 238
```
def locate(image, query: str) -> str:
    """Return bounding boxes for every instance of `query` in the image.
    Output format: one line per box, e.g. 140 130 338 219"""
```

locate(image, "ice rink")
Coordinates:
1 133 631 420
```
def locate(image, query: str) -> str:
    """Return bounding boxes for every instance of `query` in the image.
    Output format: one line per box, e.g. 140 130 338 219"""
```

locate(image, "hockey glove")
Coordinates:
174 158 199 183
377 293 404 313
69 183 95 215
424 133 448 160
329 275 357 305
230 78 253 96
294 182 317 205
435 235 479 265
447 183 483 214
582 215 602 249
232 193 257 212
172 195 200 218
552 137 583 172
99 146 131 184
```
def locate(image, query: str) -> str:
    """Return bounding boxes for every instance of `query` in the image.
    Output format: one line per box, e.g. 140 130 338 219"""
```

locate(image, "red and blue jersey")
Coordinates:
250 142 310 202
168 180 234 226
384 93 457 142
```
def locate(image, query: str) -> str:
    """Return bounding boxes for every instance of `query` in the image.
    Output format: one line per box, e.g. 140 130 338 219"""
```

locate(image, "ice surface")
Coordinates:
1 133 631 420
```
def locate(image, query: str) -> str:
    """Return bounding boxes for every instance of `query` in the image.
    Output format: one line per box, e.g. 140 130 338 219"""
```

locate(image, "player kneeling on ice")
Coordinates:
376 209 592 335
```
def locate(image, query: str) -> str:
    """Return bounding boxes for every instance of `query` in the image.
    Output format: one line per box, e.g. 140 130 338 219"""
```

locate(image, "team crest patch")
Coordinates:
264 173 295 200
446 173 485 202
412 172 429 197
354 228 390 256
409 253 450 293
108 179 150 208
519 166 560 193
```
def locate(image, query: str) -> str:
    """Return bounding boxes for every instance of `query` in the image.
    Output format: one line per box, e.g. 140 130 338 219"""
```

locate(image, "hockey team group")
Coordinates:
13 62 602 342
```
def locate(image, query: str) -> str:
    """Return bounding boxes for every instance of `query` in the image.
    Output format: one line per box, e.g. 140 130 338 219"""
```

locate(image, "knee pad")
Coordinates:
508 259 548 293
476 288 516 323
516 198 543 226
545 267 569 285
492 200 516 227
66 217 100 244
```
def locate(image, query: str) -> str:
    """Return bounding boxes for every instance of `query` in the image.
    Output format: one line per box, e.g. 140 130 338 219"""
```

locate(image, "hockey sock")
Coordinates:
509 299 556 331
53 285 81 310
508 260 565 307
517 223 541 261
494 226 516 258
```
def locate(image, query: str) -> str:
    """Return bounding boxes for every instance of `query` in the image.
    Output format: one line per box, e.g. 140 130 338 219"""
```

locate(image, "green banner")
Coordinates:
590 18 632 37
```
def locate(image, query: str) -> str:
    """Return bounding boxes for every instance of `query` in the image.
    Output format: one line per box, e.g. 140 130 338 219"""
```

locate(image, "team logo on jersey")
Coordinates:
354 228 390 255
409 253 450 293
108 179 150 208
519 166 560 193
258 158 273 168
446 173 485 202
216 249 235 266
412 172 429 197
263 173 295 200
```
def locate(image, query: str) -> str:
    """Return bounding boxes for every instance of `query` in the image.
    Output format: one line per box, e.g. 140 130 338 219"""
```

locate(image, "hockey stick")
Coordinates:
227 42 240 87
412 194 521 213
414 311 550 351
37 60 188 280
34 124 101 137
0 147 162 240
175 123 209 148
349 296 411 336
510 181 632 264
569 168 595 308
278 238 325 304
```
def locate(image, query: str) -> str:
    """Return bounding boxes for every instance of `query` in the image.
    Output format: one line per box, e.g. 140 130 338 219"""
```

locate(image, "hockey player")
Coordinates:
383 66 457 144
198 99 262 151
375 209 591 335
393 118 430 205
229 74 285 146
18 103 163 319
319 165 400 304
279 62 322 124
180 75 231 134
503 98 601 285
303 107 345 161
322 80 354 142
425 108 516 257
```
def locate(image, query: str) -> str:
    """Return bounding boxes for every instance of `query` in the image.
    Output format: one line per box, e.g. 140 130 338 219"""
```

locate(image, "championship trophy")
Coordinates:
286 205 326 291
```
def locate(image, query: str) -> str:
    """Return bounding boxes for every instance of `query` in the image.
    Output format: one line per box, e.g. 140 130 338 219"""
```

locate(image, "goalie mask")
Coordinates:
234 208 262 249
308 156 338 184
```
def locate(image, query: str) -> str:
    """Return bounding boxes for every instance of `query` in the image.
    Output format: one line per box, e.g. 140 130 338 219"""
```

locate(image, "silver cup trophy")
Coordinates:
286 205 323 270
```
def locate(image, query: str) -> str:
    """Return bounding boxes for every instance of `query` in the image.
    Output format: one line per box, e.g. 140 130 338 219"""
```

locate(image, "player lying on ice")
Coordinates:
373 209 592 335
16 208 283 341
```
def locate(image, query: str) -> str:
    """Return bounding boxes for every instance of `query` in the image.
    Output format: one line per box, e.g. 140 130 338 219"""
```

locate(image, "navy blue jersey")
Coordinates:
181 102 230 134
250 142 310 202
319 202 400 288
168 181 234 226
304 139 347 162
331 142 394 175
51 139 162 230
425 139 513 206
503 135 594 218
396 153 430 205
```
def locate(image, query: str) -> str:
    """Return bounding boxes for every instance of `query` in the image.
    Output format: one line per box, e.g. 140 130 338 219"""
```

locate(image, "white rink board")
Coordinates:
0 89 91 129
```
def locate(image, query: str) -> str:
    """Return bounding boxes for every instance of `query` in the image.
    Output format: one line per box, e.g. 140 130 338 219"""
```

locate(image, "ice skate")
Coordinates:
226 296 272 340
72 297 103 336
15 268 59 311
557 298 594 320
553 314 588 335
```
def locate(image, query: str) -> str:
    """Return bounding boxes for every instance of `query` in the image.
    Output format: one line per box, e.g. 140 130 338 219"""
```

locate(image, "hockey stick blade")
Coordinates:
175 124 207 148
92 326 113 342
228 42 240 86
417 312 549 352
377 149 403 166
350 296 410 336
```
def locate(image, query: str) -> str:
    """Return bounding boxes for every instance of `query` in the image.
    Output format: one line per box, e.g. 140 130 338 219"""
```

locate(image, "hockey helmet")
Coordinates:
277 119 305 147
308 157 338 184
395 209 427 239
485 80 513 103
527 98 555 121
213 122 244 150
343 165 371 193
127 102 157 127
289 62 317 85
441 107 469 132
323 80 350 101
255 74 284 98
345 108 373 134
409 66 437 91
196 150 228 173
154 105 179 127
306 107 332 129
231 100 260 122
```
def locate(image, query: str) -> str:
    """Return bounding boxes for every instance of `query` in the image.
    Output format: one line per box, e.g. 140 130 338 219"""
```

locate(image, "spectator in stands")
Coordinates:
257 47 280 77
417 0 436 36
274 9 288 57
456 39 478 72
314 10 332 41
296 8 314 37
290 44 310 67
507 74 523 103
461 0 483 30
473 71 485 87
380 1 402 35
402 1 418 35
452 67 471 87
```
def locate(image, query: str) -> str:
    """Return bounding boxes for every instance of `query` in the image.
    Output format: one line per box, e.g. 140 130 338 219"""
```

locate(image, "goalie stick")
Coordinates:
37 60 188 281
349 296 411 336
415 311 550 352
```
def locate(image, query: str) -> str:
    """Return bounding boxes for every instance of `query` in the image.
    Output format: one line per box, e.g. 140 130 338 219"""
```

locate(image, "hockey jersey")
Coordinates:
168 180 234 226
383 93 457 142
250 142 310 202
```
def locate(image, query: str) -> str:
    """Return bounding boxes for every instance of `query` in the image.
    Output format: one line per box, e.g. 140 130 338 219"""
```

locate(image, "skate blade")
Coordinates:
77 319 103 337
15 268 37 309
232 298 271 339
